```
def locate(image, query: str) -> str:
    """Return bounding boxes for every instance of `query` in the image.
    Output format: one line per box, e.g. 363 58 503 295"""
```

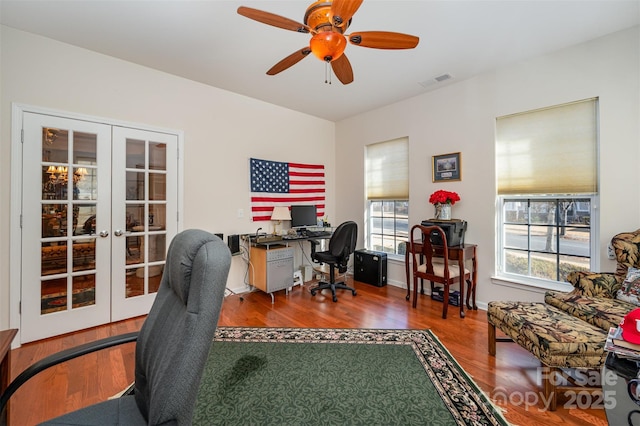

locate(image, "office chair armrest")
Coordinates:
0 331 139 414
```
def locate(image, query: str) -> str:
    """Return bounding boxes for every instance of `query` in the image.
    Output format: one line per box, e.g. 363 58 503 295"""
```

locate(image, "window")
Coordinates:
496 98 598 285
368 200 409 255
365 138 409 256
502 197 592 282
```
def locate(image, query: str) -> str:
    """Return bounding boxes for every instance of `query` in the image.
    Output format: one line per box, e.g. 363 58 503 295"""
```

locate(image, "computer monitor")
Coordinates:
290 205 317 229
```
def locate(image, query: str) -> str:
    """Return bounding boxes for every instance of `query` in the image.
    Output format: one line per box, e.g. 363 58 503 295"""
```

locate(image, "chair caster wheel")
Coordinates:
333 296 338 302
310 290 316 296
406 295 410 301
352 290 357 296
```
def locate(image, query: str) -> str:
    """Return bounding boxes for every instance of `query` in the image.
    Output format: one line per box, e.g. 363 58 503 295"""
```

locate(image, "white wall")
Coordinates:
335 26 640 307
0 26 335 329
2 25 638 330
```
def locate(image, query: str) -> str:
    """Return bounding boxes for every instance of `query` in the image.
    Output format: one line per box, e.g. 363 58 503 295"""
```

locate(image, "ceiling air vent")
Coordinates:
419 73 453 88
434 73 452 82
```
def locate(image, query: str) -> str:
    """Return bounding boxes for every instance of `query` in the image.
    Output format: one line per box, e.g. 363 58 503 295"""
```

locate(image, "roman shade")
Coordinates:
366 137 409 200
496 98 598 195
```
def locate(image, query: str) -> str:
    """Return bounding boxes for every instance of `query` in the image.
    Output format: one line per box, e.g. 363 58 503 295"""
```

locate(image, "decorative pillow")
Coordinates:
616 267 640 306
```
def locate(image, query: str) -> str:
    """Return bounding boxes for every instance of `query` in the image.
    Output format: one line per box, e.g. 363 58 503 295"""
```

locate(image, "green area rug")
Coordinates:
194 328 509 425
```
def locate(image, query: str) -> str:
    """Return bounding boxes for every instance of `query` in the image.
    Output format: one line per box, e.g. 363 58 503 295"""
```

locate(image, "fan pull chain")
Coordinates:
324 62 332 85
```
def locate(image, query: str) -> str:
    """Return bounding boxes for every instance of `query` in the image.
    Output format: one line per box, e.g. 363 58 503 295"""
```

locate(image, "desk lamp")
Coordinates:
271 206 291 235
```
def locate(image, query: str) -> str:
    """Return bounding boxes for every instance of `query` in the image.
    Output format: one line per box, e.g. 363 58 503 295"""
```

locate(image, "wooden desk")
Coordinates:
1 329 18 425
251 233 332 297
405 241 477 312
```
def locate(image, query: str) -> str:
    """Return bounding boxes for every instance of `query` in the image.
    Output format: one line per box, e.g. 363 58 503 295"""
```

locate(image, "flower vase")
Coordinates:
435 203 452 220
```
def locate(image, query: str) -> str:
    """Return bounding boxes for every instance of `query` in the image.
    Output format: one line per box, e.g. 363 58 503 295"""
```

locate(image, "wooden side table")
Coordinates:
405 240 478 310
1 329 18 425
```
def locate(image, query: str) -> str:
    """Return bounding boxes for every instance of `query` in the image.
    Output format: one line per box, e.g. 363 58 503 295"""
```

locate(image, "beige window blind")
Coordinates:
496 98 598 195
366 137 409 200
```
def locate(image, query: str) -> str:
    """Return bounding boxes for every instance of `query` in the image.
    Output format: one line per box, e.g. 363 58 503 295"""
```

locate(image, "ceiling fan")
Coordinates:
237 0 419 85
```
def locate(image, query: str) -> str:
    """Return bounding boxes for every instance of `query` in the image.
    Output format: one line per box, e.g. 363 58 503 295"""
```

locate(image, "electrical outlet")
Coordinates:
607 244 615 260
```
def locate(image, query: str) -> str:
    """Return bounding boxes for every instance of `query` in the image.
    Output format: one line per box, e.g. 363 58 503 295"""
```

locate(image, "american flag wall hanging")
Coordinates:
249 158 326 222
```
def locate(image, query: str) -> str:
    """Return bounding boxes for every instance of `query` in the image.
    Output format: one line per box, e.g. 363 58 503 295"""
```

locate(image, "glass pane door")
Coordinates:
22 113 112 343
41 129 99 311
111 127 178 321
20 111 179 343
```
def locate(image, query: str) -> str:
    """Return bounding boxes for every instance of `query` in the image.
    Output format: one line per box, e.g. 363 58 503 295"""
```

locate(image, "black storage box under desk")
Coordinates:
431 287 461 306
354 249 387 287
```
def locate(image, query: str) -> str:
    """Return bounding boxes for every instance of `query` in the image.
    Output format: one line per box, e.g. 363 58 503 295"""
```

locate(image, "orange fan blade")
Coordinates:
331 54 354 85
348 31 419 49
267 48 312 75
238 6 311 33
330 0 363 28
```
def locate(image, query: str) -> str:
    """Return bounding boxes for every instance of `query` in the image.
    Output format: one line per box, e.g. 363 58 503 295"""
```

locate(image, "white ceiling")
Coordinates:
1 0 638 122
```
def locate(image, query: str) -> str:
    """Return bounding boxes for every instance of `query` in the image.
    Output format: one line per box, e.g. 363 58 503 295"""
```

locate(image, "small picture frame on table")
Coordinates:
432 152 461 182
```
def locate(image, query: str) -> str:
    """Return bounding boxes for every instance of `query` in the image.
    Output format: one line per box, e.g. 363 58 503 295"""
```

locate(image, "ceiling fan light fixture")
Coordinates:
238 0 418 83
310 31 346 62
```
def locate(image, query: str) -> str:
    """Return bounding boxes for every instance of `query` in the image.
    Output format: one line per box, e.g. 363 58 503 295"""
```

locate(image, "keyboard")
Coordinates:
304 230 331 238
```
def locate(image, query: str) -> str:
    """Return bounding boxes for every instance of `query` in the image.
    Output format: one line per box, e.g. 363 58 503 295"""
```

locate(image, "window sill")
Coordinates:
491 274 573 294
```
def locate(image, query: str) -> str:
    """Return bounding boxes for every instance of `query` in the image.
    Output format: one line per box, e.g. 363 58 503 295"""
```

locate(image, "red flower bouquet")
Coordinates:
429 190 460 205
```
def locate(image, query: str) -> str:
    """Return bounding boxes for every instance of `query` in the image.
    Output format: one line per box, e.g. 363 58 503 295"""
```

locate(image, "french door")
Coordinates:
20 112 178 343
111 127 178 321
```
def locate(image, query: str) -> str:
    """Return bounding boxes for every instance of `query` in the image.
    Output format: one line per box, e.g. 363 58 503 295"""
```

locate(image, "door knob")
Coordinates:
99 230 109 237
114 230 124 237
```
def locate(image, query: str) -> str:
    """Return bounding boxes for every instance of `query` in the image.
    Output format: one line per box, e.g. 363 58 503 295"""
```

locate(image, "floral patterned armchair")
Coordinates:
487 229 640 412
543 229 640 331
566 229 640 299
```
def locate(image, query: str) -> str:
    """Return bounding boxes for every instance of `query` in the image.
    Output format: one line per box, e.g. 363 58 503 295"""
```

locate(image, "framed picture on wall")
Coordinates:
432 152 461 182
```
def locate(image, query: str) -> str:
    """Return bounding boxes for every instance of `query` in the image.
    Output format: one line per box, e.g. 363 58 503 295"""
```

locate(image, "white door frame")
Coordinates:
9 103 184 347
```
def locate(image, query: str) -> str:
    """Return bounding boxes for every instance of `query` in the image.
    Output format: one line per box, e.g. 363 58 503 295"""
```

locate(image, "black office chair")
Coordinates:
310 221 358 302
0 229 232 425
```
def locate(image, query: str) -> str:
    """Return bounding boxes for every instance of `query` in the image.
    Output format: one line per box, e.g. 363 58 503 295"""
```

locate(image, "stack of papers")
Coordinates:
605 326 640 359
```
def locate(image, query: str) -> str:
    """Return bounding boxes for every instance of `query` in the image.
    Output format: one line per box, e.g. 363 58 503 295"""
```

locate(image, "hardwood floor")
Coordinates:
7 279 608 425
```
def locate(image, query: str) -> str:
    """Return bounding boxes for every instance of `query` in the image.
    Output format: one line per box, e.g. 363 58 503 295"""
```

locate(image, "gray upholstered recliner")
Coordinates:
0 229 231 425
